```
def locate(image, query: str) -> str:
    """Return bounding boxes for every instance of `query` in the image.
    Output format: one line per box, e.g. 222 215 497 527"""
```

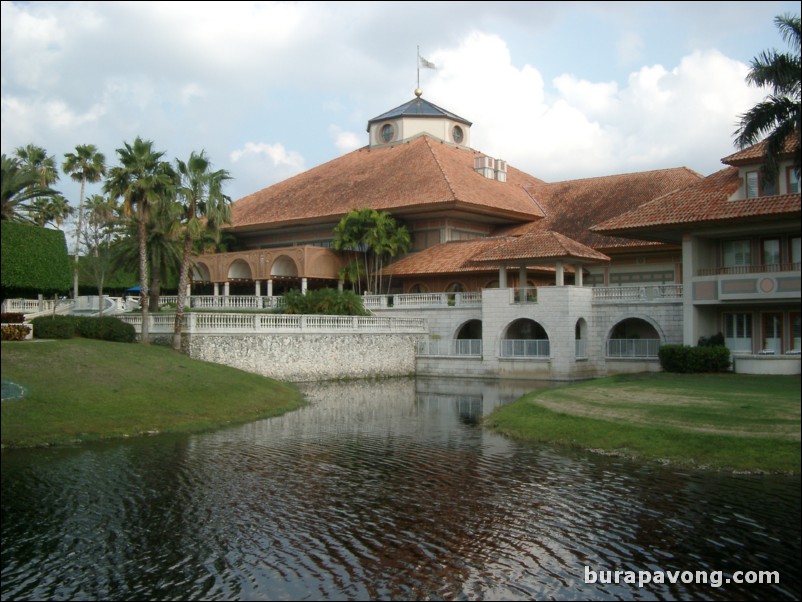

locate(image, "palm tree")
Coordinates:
82 194 122 315
734 13 801 183
1 154 58 223
28 194 74 229
104 137 174 344
172 150 233 351
63 144 107 298
15 144 60 189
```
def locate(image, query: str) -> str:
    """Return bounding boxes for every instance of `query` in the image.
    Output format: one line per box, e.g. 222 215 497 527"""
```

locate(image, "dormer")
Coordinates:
722 137 801 200
367 89 472 149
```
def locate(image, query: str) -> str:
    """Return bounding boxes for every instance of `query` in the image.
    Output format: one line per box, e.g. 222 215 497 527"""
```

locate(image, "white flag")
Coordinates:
419 55 436 69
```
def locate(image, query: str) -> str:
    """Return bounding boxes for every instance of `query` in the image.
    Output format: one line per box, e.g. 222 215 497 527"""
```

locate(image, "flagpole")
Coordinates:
416 45 420 90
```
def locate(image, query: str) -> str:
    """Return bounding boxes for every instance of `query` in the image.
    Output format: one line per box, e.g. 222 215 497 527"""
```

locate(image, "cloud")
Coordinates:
328 126 362 153
228 142 306 191
423 33 766 179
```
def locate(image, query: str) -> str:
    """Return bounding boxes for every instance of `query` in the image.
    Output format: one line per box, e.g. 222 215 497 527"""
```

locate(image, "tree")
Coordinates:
1 154 58 224
172 150 233 351
28 194 74 229
81 194 122 315
15 144 60 189
63 144 107 298
734 13 801 183
104 137 174 344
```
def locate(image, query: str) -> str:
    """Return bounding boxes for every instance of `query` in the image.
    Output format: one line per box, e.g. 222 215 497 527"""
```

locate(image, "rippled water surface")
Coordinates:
2 377 800 601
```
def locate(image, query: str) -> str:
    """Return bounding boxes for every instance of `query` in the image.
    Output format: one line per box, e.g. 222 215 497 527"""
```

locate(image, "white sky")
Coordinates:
2 0 799 210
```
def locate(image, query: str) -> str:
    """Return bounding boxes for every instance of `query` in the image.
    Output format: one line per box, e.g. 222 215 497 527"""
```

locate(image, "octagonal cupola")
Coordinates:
367 89 472 149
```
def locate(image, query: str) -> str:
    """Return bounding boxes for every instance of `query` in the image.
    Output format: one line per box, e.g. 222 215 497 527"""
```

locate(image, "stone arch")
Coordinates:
191 262 212 282
606 316 663 358
408 282 429 294
456 319 482 340
446 281 465 293
575 317 588 358
227 259 253 280
271 255 299 277
501 318 550 357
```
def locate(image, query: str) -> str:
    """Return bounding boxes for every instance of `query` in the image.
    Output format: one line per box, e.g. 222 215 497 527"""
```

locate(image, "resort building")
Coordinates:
178 92 802 377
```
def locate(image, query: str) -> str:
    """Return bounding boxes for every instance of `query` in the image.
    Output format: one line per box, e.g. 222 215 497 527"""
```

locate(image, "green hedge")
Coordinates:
30 315 135 343
1 221 71 298
281 288 369 315
659 344 731 373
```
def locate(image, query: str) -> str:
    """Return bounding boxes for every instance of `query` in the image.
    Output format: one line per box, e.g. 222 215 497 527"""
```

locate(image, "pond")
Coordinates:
1 377 799 600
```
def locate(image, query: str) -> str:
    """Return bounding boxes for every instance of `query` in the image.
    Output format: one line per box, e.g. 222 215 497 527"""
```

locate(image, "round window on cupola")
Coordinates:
381 123 395 143
452 125 464 144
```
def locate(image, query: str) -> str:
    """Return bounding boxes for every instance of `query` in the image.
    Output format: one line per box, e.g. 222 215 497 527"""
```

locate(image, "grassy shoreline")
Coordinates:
1 339 306 448
484 372 801 474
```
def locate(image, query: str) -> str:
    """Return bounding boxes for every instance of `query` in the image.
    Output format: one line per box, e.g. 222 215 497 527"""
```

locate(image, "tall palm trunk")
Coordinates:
73 176 86 298
138 206 150 344
172 232 194 351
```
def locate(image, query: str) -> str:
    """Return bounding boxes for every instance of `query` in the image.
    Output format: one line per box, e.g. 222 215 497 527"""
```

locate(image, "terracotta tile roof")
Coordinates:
493 167 702 249
722 134 800 166
472 230 610 264
230 135 546 230
591 166 802 236
382 238 559 276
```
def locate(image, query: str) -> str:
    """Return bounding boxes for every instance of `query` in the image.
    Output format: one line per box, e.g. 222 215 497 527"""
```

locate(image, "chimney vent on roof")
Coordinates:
474 155 495 179
495 159 507 183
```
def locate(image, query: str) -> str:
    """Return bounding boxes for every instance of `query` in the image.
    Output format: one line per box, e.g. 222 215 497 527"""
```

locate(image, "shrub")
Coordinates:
659 344 731 373
698 332 725 347
30 315 77 339
281 288 369 316
75 316 136 343
1 312 26 324
1 324 31 341
30 315 135 343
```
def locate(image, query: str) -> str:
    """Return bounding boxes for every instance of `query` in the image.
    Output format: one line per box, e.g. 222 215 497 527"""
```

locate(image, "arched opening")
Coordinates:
455 319 482 356
607 317 661 358
190 263 213 295
407 283 429 294
501 318 549 357
446 282 465 293
271 255 298 277
575 318 588 358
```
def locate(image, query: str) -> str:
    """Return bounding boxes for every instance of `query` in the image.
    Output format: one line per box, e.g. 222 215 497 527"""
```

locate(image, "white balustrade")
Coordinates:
592 285 683 302
417 339 482 356
606 338 660 358
500 339 550 358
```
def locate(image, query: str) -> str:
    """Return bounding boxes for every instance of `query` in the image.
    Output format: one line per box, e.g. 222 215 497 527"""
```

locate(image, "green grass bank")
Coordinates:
485 372 801 474
1 338 305 448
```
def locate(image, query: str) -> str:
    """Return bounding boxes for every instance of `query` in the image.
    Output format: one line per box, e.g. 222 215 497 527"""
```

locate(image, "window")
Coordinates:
787 167 800 194
380 123 394 143
791 237 801 265
746 170 778 197
791 313 801 352
724 313 752 353
746 171 759 198
762 238 781 267
722 240 751 269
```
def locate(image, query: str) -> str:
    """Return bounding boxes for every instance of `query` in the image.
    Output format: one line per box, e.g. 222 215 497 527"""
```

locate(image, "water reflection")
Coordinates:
2 377 800 601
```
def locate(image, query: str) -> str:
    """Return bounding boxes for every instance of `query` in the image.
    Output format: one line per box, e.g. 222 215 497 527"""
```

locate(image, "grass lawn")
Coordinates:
1 338 306 448
484 372 801 473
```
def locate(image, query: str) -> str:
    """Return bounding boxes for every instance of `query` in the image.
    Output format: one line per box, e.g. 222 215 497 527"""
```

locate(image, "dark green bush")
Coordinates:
75 316 136 343
30 315 77 339
659 344 731 373
281 288 369 315
1 312 26 324
30 315 135 343
697 332 725 347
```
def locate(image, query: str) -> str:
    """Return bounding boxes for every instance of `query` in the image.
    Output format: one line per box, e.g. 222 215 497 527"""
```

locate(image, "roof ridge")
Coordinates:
424 137 458 200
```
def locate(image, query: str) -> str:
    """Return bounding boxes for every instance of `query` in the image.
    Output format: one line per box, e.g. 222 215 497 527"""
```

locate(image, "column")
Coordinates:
556 262 564 286
518 266 527 292
301 278 308 294
575 264 583 287
255 280 261 296
499 266 507 288
338 279 344 292
213 282 220 297
224 281 230 297
267 279 273 297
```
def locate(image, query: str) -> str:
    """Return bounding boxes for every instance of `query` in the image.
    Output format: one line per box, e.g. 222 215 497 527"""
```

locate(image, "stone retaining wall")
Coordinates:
184 333 425 382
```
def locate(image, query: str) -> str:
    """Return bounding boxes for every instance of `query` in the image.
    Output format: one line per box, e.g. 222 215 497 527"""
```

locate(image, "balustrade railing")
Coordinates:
697 262 800 276
118 313 427 334
592 285 683 302
500 339 550 358
606 338 660 358
417 339 482 356
363 292 482 309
